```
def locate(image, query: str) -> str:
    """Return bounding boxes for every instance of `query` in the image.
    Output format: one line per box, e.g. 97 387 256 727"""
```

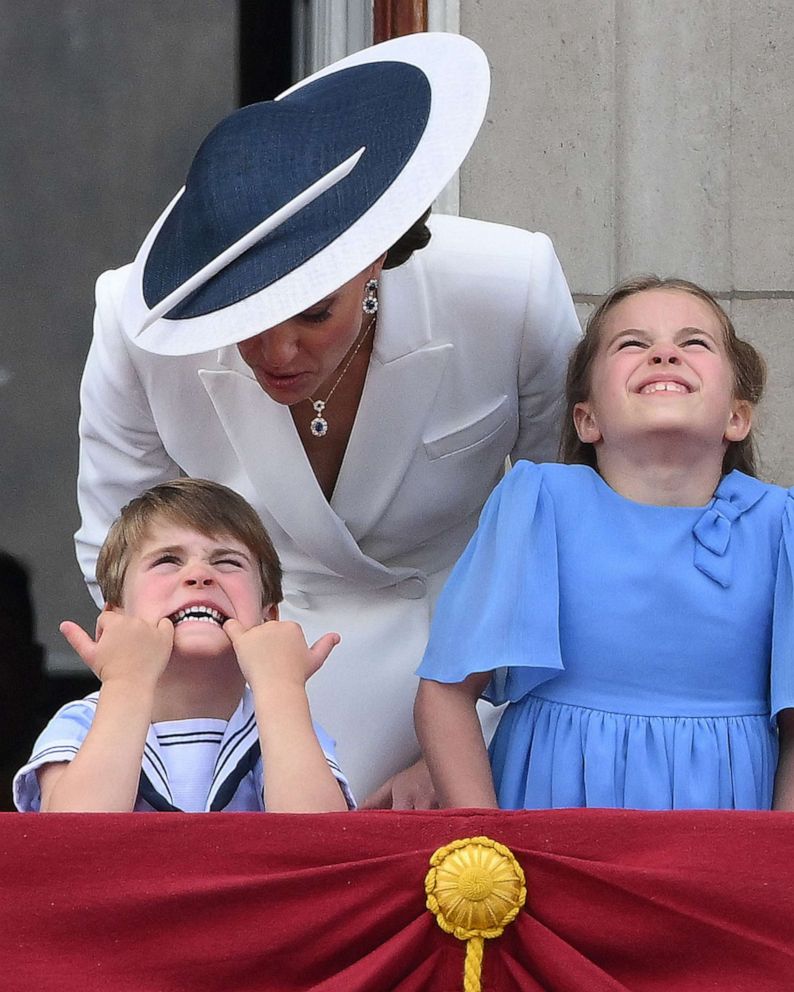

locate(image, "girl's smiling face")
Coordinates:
573 288 752 454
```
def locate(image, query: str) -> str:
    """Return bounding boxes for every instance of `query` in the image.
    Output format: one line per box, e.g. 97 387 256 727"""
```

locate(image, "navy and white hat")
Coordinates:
121 32 490 356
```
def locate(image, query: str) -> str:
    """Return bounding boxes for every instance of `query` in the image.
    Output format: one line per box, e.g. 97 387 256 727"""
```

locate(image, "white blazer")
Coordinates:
75 214 582 798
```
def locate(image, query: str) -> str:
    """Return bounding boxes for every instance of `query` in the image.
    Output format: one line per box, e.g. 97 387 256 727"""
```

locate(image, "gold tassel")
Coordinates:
425 836 526 992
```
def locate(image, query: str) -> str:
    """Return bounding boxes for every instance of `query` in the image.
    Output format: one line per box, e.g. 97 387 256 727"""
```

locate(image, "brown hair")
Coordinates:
559 276 766 478
96 478 283 607
383 207 432 269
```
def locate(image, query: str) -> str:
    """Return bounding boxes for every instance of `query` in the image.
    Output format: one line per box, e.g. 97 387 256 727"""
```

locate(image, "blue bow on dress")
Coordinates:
692 473 768 587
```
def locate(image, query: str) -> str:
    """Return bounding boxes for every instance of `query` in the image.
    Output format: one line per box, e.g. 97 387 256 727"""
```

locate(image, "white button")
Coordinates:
397 577 426 599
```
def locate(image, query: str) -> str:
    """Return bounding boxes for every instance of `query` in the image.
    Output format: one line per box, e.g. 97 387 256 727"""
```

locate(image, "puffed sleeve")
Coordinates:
13 696 97 811
771 489 794 719
417 461 564 704
76 268 182 606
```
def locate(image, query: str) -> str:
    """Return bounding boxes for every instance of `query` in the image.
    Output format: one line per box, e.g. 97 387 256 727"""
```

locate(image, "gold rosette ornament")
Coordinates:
425 836 526 992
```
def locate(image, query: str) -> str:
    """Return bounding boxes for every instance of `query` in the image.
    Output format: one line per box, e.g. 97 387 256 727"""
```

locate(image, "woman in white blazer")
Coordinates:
74 35 582 804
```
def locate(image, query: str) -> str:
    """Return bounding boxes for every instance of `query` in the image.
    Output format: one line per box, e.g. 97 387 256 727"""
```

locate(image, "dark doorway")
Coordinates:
239 0 294 105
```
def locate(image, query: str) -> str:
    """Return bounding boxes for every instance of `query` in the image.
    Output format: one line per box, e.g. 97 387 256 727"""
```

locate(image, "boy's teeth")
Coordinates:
170 605 226 626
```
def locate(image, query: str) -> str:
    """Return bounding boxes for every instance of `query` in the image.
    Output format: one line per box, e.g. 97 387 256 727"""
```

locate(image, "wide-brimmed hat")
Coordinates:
121 32 490 356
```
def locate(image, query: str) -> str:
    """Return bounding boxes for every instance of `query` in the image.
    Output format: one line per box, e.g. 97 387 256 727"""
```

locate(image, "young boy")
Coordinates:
14 479 353 813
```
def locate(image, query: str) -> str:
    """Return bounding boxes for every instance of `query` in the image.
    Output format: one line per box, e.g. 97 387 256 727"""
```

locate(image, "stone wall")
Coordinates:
460 1 794 483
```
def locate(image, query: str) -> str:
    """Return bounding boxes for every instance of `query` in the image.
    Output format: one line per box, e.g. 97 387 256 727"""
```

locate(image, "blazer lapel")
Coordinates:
331 258 452 538
199 354 422 587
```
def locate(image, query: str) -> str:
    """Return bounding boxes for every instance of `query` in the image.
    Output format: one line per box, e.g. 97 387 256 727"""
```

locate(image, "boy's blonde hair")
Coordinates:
96 479 283 607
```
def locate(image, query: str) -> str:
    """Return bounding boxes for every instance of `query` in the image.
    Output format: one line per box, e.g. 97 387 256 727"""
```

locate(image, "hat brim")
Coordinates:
122 32 490 356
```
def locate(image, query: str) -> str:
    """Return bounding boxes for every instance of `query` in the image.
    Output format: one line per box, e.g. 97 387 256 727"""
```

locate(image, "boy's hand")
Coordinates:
60 610 174 687
224 618 339 687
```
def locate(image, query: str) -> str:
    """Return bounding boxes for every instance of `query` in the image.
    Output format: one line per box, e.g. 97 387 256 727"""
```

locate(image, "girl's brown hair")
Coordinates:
559 276 766 477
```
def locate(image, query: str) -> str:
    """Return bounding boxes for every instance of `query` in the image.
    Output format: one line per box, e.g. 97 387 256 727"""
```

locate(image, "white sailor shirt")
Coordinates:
13 687 354 812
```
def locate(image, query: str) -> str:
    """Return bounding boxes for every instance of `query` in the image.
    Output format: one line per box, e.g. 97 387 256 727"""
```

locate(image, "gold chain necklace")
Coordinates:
308 312 376 438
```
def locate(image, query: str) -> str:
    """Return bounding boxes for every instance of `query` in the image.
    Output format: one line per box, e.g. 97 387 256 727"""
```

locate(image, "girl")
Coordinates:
415 276 794 811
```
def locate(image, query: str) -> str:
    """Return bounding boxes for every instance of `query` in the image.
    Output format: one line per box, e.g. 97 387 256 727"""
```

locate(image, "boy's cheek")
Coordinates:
97 603 121 637
110 602 169 628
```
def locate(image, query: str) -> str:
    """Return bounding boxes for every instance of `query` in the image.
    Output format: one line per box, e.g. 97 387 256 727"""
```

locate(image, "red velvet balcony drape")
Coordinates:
2 809 792 991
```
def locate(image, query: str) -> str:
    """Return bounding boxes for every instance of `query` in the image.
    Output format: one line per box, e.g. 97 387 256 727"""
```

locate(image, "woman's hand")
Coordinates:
361 757 438 810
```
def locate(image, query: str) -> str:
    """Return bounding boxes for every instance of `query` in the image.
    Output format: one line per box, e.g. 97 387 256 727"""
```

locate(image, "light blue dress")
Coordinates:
417 462 794 810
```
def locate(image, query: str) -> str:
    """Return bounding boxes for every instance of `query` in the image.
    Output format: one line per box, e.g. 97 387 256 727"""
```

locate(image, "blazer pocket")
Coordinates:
424 396 511 460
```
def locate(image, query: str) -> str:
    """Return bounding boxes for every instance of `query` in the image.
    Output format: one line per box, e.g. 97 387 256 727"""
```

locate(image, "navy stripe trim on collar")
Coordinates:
138 771 182 813
209 742 261 812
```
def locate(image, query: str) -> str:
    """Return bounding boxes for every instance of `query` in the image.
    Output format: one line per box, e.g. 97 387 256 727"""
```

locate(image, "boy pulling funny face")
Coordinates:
14 479 353 813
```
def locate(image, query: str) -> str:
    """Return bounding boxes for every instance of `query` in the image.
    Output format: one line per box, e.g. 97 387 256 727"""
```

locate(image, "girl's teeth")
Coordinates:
641 381 686 394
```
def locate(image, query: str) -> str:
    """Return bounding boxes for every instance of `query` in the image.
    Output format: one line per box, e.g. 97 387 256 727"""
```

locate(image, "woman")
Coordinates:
75 33 581 804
